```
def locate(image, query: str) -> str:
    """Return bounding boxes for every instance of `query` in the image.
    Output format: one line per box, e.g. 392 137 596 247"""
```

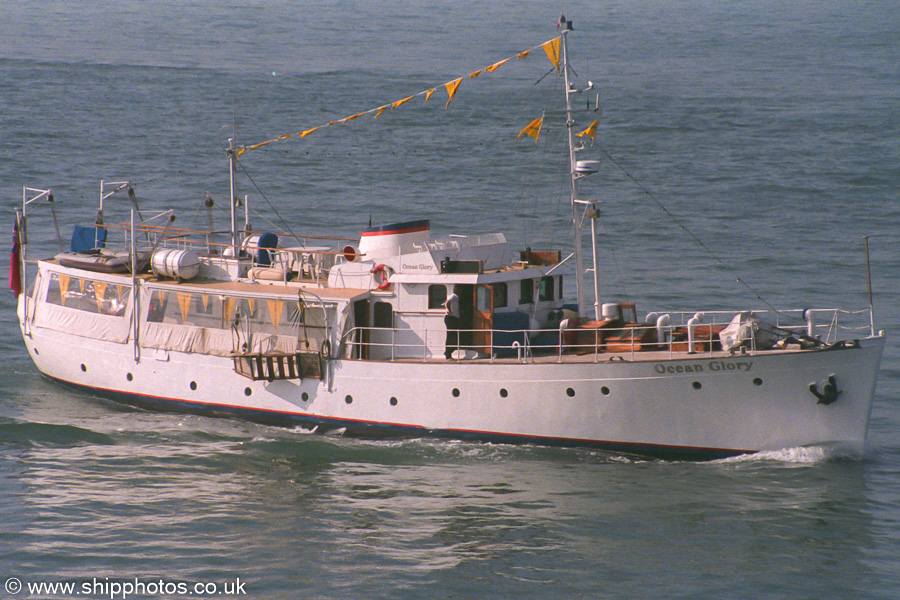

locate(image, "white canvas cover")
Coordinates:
719 311 779 352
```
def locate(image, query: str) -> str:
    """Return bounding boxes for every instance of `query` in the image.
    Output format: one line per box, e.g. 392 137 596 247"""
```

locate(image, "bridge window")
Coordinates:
493 283 508 309
519 279 533 305
428 284 447 309
539 276 554 302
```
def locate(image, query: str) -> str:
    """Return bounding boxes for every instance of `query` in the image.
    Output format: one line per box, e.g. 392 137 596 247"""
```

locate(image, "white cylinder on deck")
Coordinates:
151 248 201 280
601 303 619 321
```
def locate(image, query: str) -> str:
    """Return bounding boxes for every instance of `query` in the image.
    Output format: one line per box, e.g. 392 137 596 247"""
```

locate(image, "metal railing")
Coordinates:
337 307 876 363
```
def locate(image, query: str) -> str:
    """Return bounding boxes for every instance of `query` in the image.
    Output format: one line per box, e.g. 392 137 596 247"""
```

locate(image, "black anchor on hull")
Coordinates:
809 374 842 405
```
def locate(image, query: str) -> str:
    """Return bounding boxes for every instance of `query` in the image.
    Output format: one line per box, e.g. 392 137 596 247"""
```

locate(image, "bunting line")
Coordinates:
237 35 564 157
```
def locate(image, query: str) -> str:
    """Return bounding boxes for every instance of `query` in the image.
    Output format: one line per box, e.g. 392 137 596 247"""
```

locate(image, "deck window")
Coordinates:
428 284 447 309
45 273 130 316
374 301 394 329
493 282 508 309
519 279 533 305
539 276 554 302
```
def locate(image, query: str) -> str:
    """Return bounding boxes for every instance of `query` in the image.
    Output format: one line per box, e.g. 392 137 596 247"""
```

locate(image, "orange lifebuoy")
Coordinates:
371 264 393 290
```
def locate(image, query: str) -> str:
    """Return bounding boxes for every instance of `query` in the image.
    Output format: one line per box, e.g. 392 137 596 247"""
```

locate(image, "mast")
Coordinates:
560 24 587 318
561 20 603 320
227 137 239 251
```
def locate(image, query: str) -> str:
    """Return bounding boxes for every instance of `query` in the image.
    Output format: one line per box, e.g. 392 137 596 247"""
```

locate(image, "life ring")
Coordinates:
370 264 393 290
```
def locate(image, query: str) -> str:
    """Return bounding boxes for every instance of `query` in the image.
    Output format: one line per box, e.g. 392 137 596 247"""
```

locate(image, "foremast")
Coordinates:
559 20 602 320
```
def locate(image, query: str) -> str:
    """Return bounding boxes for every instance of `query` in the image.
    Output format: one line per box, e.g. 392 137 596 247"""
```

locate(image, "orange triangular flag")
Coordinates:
392 96 415 109
576 119 598 140
444 78 462 108
516 116 544 141
486 58 510 73
542 38 561 72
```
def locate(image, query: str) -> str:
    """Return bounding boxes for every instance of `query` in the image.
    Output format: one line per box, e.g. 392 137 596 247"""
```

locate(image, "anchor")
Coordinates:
809 374 842 405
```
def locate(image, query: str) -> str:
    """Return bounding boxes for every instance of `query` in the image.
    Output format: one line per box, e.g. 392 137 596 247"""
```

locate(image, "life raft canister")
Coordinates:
370 264 393 290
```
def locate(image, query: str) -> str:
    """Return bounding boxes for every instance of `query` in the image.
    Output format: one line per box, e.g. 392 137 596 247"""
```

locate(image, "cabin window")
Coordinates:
558 276 563 299
45 273 130 316
374 301 394 329
539 276 554 302
493 283 508 309
428 284 447 310
519 279 534 305
476 286 491 312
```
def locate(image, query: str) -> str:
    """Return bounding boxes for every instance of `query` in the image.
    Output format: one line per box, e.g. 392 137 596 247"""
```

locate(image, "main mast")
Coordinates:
560 19 602 320
560 23 587 318
227 137 239 252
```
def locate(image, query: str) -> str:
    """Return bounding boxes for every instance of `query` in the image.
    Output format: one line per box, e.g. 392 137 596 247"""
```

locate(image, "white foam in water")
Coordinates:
716 444 865 465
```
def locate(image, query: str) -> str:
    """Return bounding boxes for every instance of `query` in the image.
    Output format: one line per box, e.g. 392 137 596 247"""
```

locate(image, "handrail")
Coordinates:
335 306 876 362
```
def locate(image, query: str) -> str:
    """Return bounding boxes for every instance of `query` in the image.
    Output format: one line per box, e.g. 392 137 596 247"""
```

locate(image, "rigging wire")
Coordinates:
596 143 782 316
235 160 300 242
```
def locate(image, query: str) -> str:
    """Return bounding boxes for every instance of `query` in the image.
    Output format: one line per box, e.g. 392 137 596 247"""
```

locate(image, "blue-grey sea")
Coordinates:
2 1 899 598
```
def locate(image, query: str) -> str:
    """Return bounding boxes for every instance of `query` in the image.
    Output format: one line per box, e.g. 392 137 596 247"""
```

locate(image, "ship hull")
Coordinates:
20 301 884 460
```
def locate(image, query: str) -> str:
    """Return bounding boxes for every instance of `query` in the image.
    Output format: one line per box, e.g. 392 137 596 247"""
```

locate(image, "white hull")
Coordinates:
20 292 884 459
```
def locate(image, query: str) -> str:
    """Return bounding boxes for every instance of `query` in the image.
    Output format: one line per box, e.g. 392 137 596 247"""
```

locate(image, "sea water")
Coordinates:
1 1 899 598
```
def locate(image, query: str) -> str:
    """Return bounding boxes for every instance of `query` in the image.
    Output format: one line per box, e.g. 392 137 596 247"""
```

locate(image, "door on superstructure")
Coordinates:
353 299 369 359
473 284 493 355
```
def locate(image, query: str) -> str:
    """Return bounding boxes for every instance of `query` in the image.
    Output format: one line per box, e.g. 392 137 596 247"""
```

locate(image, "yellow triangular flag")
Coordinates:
300 126 320 138
392 96 415 109
223 297 234 322
542 38 561 72
424 88 436 103
176 292 192 323
518 49 531 60
576 119 598 140
201 294 210 312
58 274 70 306
94 282 107 312
516 116 544 141
374 106 389 119
445 78 462 108
267 300 283 334
469 69 482 80
486 58 510 73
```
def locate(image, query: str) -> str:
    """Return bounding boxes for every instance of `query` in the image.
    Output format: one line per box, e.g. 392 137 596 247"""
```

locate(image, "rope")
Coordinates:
596 143 784 317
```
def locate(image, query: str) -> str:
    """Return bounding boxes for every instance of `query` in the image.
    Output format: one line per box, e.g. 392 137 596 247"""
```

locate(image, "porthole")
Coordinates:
601 386 610 396
390 397 398 406
301 392 309 402
499 388 508 398
126 373 133 382
452 388 460 398
566 388 575 397
753 378 763 387
80 364 87 372
244 387 252 397
692 381 702 390
345 395 353 404
190 381 197 391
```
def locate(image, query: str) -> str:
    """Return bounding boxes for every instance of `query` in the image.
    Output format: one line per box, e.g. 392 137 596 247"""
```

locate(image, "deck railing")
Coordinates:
338 307 876 363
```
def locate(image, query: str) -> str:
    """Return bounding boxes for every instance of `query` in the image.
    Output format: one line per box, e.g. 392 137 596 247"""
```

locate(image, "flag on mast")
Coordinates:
516 116 544 142
9 215 22 297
